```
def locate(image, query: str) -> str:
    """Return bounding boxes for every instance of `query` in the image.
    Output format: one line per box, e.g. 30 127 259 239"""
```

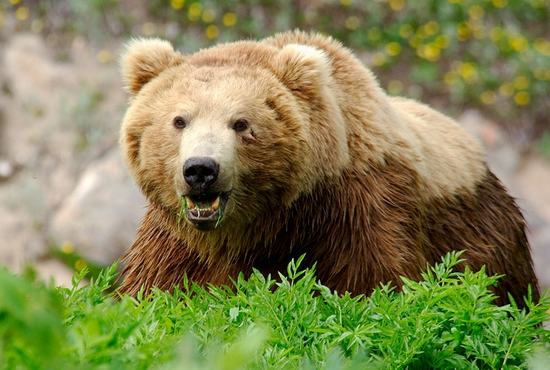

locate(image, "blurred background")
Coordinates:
0 0 549 291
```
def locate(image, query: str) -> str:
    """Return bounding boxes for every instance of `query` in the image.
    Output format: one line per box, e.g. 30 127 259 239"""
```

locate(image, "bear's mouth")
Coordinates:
180 192 229 231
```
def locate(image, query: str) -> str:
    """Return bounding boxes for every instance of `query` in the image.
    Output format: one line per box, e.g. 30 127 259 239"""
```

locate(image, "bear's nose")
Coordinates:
183 157 219 191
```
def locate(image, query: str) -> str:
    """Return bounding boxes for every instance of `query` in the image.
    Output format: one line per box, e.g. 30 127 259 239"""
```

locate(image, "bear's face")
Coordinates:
120 39 349 231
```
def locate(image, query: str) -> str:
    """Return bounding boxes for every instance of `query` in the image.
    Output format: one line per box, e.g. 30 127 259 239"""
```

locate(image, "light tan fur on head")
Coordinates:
119 36 349 234
271 44 332 102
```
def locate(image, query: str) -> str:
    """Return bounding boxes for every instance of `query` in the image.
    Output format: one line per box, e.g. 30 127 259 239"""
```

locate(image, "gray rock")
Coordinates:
0 159 14 179
49 147 146 266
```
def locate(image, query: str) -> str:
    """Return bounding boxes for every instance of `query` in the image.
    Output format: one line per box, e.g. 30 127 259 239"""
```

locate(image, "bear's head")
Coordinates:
120 38 349 231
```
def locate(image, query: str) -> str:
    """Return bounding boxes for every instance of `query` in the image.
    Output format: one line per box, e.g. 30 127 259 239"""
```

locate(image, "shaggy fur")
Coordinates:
118 31 539 308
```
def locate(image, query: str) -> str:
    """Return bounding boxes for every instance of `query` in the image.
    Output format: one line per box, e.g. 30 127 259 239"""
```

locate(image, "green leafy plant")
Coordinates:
0 267 64 369
1 252 549 369
177 196 188 230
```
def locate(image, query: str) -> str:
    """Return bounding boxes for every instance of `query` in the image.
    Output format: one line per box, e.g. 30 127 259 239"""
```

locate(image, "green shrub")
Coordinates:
0 267 64 369
1 252 549 369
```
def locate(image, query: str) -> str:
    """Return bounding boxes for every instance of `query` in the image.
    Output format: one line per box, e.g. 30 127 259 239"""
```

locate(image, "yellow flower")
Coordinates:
389 0 405 11
492 0 508 8
399 24 413 39
444 71 459 85
417 43 441 62
513 75 530 90
457 62 478 83
530 0 546 8
371 52 387 66
74 259 87 272
205 24 219 39
457 23 470 42
421 21 440 36
222 12 237 27
170 0 185 10
534 38 550 56
345 16 360 30
387 80 404 95
468 5 484 20
61 241 75 254
340 0 354 5
408 35 422 48
514 91 530 105
188 2 202 22
499 82 514 97
15 6 29 21
489 27 504 42
385 42 402 56
434 35 450 49
534 67 548 81
509 35 528 52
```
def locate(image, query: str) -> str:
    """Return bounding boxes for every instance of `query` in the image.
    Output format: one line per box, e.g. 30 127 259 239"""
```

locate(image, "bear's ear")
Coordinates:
272 44 331 101
120 38 184 94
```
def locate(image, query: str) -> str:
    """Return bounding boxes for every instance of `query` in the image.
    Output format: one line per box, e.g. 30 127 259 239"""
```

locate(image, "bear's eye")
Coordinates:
173 116 188 129
231 119 249 132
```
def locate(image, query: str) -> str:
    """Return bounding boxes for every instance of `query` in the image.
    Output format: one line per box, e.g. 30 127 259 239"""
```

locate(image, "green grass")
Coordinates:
177 196 188 231
1 251 549 369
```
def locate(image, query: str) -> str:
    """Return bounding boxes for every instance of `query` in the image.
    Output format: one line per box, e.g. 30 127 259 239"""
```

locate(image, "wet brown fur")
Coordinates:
118 31 539 308
121 158 538 307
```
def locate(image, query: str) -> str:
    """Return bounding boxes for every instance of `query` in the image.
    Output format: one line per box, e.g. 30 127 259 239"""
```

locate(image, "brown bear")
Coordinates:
118 30 539 307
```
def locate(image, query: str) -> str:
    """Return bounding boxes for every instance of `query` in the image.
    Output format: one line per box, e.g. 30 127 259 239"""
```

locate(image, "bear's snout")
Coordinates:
183 157 220 192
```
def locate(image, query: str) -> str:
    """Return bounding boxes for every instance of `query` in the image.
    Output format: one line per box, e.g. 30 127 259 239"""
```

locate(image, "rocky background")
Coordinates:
1 7 549 293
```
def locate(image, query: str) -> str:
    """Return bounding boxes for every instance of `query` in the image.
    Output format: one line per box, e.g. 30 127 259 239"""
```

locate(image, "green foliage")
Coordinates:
0 267 63 369
1 252 550 369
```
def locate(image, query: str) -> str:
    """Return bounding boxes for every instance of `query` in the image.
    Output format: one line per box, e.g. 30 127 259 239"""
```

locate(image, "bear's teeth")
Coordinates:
211 196 220 211
186 197 196 210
